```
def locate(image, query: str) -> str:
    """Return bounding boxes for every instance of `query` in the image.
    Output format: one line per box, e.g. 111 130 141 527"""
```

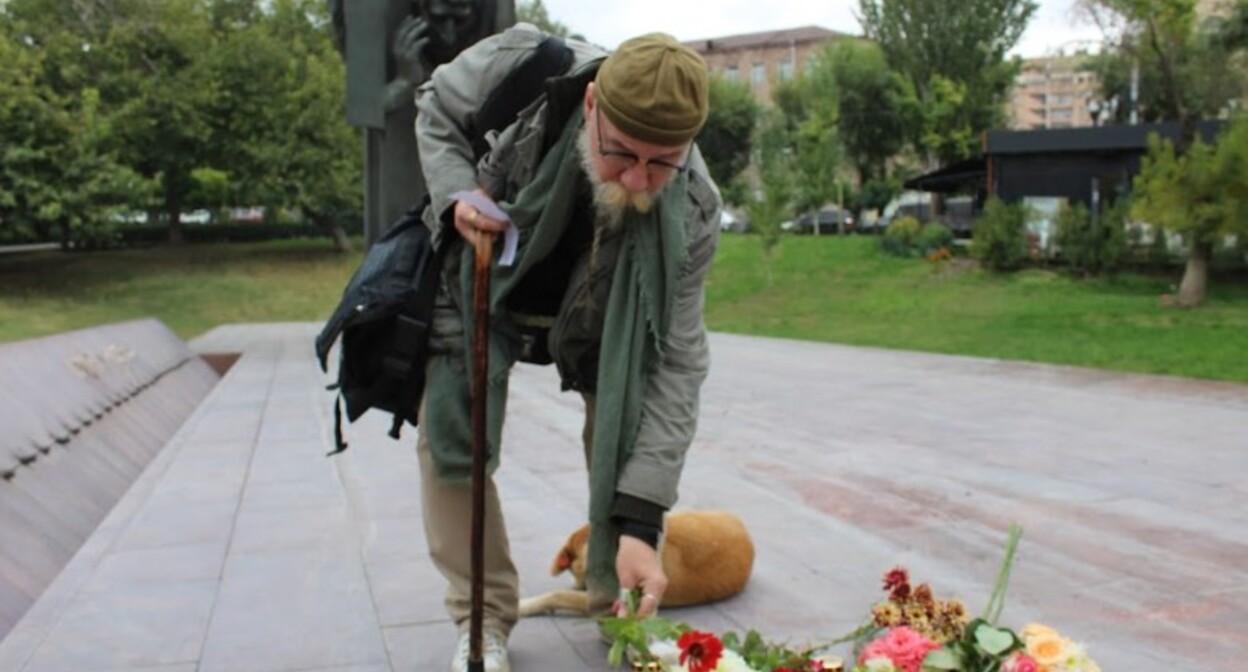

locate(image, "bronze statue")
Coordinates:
329 0 515 246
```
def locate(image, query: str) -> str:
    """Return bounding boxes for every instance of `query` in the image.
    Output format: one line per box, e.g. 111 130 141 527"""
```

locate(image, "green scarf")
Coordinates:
422 107 688 600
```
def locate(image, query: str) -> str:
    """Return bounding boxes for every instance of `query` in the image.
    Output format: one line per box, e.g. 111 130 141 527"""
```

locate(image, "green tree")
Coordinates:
1082 0 1248 304
796 83 842 231
190 0 358 249
814 40 917 187
0 16 151 245
1131 115 1248 306
1054 200 1128 276
0 24 59 243
35 0 218 243
1211 0 1248 51
744 109 796 283
1078 0 1199 128
858 0 1037 164
261 0 360 250
972 197 1029 271
516 0 578 39
918 75 979 167
697 76 761 200
773 72 844 234
1085 18 1247 124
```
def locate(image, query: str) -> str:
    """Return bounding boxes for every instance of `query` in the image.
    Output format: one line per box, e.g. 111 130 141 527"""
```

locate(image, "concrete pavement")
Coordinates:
0 323 1243 671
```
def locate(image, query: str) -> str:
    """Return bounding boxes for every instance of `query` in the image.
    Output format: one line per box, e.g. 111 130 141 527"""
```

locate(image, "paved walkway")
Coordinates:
1 323 1244 672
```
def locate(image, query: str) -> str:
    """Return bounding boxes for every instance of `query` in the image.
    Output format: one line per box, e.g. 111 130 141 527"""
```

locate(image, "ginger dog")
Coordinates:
519 510 754 616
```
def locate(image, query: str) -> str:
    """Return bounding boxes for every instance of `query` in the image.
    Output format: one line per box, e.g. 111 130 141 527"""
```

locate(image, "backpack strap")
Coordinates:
470 35 575 160
540 58 603 158
328 395 348 456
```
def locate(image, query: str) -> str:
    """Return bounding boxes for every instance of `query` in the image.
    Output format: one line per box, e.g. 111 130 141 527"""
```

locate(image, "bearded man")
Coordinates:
412 24 721 672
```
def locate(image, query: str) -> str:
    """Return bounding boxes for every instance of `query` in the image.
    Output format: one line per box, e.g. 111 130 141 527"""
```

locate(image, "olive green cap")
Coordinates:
595 32 709 146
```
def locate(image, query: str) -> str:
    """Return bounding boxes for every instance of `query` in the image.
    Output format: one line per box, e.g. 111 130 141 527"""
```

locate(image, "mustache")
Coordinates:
577 129 654 218
594 181 653 214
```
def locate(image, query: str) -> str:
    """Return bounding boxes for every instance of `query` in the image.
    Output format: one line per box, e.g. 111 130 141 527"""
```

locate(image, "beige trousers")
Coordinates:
415 394 602 635
416 404 519 636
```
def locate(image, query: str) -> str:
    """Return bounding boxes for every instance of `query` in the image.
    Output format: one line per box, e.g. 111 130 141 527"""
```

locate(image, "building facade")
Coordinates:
1007 55 1104 130
682 26 852 105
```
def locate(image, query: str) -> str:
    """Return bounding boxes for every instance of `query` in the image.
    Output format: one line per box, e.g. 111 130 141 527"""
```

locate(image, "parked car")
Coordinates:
719 209 750 233
229 206 265 223
876 191 977 237
875 191 935 232
781 207 854 235
179 209 211 225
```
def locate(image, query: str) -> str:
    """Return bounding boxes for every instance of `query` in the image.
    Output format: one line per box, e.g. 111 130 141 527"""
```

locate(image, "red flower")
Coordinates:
677 630 724 672
883 566 911 600
882 567 909 591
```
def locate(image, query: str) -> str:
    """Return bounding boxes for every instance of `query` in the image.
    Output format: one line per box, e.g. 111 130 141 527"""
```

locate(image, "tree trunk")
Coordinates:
165 173 183 245
310 211 353 253
1177 239 1212 307
329 225 353 253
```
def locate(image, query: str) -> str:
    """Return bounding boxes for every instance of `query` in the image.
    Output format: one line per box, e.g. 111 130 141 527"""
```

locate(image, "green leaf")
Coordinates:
607 639 624 667
973 624 1014 656
922 647 961 670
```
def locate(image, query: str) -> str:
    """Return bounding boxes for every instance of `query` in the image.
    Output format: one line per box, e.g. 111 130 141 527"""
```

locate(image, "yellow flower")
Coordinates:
1020 623 1060 641
1026 634 1070 666
872 602 902 627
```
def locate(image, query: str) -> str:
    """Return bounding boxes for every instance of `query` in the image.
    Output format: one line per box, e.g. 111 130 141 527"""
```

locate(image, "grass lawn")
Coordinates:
705 235 1248 383
0 238 361 342
2 234 1246 383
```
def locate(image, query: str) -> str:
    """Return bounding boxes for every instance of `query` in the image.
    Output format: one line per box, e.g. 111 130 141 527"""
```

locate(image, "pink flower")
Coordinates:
858 627 941 672
1002 652 1040 672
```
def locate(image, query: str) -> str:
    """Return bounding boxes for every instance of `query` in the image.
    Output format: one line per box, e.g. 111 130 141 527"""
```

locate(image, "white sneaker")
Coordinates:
450 628 510 672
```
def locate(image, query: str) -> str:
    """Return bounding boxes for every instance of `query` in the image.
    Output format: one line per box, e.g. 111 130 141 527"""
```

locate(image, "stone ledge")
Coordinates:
0 319 222 638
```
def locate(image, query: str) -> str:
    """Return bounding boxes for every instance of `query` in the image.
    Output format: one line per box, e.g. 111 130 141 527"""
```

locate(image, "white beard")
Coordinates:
577 129 654 231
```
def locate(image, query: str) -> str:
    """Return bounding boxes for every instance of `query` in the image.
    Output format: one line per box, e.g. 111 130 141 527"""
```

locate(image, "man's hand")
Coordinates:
453 189 509 245
615 535 667 618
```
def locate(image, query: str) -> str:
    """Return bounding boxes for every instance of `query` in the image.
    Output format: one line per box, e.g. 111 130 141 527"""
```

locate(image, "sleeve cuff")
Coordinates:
610 494 667 549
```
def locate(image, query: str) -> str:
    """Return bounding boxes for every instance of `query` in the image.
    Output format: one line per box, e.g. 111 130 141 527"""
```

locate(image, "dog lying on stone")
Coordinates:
519 510 755 616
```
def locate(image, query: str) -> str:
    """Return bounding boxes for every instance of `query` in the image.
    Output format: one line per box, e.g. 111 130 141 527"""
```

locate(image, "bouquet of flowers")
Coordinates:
600 525 1101 672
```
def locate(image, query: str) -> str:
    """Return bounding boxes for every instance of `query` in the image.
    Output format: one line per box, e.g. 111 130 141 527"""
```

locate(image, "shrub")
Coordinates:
881 215 923 257
1146 225 1175 269
916 222 955 256
114 222 322 246
1055 200 1128 276
972 198 1028 272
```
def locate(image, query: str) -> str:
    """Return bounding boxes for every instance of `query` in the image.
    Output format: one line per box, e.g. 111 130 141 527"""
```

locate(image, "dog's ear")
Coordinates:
550 549 573 576
551 524 590 576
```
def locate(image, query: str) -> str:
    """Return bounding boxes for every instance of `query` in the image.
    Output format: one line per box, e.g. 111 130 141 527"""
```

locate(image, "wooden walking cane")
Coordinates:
468 231 494 672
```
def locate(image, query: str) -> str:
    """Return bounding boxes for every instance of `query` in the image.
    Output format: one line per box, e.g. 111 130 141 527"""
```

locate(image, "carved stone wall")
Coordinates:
0 319 222 637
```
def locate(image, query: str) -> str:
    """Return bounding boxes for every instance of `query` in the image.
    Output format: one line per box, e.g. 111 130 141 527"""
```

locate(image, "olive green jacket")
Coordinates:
414 23 720 514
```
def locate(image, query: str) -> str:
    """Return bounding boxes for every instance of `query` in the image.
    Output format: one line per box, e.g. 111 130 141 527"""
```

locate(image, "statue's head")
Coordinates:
419 0 485 64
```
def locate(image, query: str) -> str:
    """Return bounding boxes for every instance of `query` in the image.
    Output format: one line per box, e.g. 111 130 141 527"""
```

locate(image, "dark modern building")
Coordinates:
906 120 1228 210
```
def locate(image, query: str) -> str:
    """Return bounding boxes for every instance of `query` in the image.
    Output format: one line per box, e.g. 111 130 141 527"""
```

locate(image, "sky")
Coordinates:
534 0 1107 58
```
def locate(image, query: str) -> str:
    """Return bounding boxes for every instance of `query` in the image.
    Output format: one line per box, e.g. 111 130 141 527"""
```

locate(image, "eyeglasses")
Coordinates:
595 109 689 179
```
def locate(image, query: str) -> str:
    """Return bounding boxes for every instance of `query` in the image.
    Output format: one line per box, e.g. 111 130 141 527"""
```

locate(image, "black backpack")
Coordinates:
315 35 574 455
315 208 440 454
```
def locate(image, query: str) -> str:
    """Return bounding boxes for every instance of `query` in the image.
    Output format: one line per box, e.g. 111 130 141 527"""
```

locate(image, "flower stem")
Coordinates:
981 524 1023 624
